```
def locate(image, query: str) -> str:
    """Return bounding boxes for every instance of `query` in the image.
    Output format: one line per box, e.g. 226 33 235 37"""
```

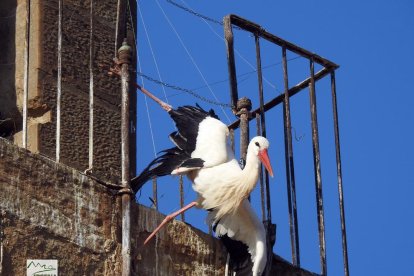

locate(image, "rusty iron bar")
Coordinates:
228 67 334 130
282 47 301 267
152 177 158 210
254 34 276 276
88 0 94 170
309 59 327 275
179 175 185 221
224 16 239 113
230 128 235 154
254 35 272 222
56 0 63 162
22 0 31 149
119 39 132 276
115 0 128 57
236 98 251 168
256 114 266 222
225 14 338 70
331 71 349 276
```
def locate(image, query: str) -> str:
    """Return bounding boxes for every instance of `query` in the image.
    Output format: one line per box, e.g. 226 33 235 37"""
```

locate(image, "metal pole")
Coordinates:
88 0 94 170
309 59 327 275
256 114 266 222
282 47 300 266
227 67 334 130
152 177 158 210
22 0 31 149
179 176 185 221
224 16 238 113
331 71 349 276
236 98 251 168
254 35 272 221
119 39 132 276
56 0 63 162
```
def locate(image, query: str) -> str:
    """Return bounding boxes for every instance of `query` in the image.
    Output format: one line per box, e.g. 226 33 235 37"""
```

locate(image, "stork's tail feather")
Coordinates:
131 147 189 193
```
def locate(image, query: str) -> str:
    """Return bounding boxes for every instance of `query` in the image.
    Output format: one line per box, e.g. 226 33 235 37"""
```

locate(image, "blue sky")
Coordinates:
134 1 414 275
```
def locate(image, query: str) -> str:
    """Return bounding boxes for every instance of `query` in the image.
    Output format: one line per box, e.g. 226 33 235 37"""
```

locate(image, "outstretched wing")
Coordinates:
131 147 204 193
169 105 230 168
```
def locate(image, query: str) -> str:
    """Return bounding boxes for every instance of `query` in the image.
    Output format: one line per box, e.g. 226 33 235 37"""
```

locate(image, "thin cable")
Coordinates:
138 4 169 105
137 56 158 158
126 1 158 158
154 0 231 123
180 0 276 90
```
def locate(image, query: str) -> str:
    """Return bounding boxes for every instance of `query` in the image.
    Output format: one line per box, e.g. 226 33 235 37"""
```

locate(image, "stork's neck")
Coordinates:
240 150 261 196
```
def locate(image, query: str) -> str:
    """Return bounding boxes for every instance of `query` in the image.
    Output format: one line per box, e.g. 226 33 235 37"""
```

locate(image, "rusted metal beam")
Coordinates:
179 175 185 221
119 39 132 276
115 0 128 57
256 114 266 222
236 98 251 167
152 177 158 210
228 67 333 130
282 47 300 267
224 16 239 113
309 60 327 275
331 72 349 276
225 14 339 70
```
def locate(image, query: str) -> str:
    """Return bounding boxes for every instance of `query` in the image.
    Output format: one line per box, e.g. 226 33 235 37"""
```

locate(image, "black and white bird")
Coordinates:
131 103 273 276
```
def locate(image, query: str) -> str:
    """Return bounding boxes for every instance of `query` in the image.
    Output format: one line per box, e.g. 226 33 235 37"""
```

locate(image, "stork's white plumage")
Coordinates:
131 103 273 276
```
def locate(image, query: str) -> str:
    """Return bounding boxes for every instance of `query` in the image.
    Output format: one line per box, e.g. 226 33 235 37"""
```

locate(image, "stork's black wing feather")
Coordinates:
212 222 253 275
131 146 205 193
132 105 217 193
220 235 254 276
168 105 219 153
131 147 185 193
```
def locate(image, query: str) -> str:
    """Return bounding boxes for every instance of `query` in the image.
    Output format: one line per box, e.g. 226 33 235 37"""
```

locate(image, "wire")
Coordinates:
154 0 232 122
138 4 170 106
181 0 276 90
137 72 232 108
130 1 158 158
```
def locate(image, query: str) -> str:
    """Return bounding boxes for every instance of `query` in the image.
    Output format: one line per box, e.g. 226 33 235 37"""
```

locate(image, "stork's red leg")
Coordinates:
144 201 198 245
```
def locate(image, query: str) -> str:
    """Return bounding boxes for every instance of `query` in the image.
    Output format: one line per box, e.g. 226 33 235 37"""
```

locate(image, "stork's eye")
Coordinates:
255 142 260 147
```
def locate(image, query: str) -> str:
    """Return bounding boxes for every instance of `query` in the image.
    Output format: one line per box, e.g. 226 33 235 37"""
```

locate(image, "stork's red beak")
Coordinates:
258 149 274 177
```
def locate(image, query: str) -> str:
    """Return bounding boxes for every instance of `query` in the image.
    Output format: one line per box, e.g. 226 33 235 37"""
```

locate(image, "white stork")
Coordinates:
130 86 273 276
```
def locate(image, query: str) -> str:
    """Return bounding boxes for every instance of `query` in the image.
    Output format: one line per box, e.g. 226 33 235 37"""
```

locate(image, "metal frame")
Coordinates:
223 14 349 276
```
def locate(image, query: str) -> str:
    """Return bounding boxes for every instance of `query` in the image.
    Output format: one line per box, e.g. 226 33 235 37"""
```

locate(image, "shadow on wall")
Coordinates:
0 0 20 138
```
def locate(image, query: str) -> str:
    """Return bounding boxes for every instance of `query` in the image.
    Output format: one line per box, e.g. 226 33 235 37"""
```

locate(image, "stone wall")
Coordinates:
0 138 227 275
0 0 136 183
0 138 319 275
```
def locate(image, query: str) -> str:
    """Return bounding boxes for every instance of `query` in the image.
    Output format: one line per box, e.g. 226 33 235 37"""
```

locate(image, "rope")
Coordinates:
154 0 232 123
